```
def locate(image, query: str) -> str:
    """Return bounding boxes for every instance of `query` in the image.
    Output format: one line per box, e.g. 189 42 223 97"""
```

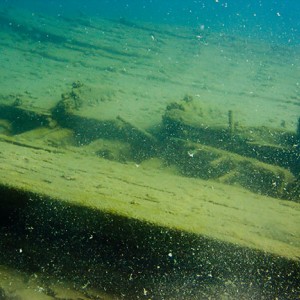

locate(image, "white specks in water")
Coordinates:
187 151 194 157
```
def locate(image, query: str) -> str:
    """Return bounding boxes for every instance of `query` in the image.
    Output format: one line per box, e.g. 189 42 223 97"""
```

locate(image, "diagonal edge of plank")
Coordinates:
0 139 299 262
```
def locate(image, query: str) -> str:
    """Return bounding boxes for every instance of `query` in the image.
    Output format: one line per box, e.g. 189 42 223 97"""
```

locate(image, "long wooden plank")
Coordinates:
0 139 299 261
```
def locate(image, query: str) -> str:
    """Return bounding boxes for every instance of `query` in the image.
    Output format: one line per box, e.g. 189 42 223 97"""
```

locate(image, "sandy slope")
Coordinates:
0 8 299 131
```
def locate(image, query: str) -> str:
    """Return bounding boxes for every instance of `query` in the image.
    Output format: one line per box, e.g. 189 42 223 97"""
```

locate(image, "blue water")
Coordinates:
1 0 299 44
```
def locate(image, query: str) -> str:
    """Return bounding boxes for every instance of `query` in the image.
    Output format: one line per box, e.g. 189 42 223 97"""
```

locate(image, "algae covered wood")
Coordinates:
0 138 299 261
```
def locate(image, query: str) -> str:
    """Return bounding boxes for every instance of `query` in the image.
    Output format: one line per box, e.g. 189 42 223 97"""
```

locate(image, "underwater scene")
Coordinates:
0 0 299 299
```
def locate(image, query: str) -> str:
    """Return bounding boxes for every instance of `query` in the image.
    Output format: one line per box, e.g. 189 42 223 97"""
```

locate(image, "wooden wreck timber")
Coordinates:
0 132 300 299
0 84 300 297
160 97 300 200
0 135 299 262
